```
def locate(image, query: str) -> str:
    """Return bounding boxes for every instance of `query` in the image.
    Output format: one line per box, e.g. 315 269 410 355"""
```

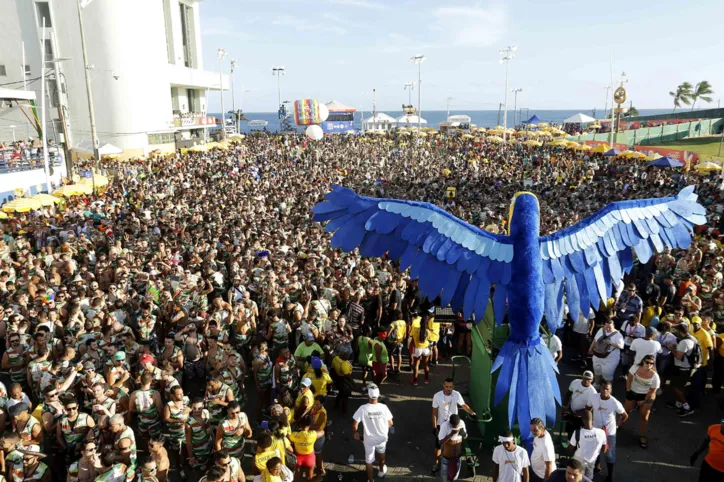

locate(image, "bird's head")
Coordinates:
508 192 540 239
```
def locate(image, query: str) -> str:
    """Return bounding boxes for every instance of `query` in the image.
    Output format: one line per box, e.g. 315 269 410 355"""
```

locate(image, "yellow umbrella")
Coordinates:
188 144 207 152
417 131 427 137
537 131 552 137
574 144 592 151
2 198 42 213
644 153 663 161
52 184 91 197
487 136 504 143
537 122 549 127
30 194 62 206
79 174 109 187
566 142 580 149
494 125 504 130
695 161 722 171
591 143 611 153
487 129 504 135
617 150 634 157
0 212 8 219
523 140 543 147
549 139 569 147
622 151 645 159
428 130 438 136
462 134 474 139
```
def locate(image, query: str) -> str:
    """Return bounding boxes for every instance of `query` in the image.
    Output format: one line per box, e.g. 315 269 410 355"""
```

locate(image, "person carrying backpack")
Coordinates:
666 323 702 417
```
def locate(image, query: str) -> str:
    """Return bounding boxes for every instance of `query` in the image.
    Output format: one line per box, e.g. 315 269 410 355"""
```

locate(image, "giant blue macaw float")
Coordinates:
313 185 705 437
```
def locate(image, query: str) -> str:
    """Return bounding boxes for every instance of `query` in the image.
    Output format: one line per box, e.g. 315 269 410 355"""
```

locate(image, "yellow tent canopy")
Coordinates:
695 161 722 171
188 144 208 152
523 140 543 147
566 142 580 149
487 136 505 143
2 198 42 213
574 144 592 151
644 153 663 161
591 143 611 153
622 151 646 159
79 174 109 187
53 184 93 197
30 194 62 206
549 139 569 147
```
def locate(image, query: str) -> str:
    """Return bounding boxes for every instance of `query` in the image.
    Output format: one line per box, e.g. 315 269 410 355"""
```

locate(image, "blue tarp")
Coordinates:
523 115 542 125
602 148 620 157
647 156 684 168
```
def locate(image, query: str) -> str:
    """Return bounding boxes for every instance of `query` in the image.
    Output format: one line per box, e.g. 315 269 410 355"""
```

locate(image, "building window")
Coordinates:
179 3 195 68
36 1 52 27
0 65 6 76
187 89 198 112
162 0 174 64
171 87 179 112
25 65 32 77
44 39 54 62
148 133 176 145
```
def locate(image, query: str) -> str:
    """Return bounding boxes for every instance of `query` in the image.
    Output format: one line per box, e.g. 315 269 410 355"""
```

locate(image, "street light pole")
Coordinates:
411 54 425 132
217 48 228 139
512 88 522 127
603 86 611 119
230 59 237 134
272 66 285 111
77 0 100 185
40 17 51 193
404 82 414 106
499 46 516 145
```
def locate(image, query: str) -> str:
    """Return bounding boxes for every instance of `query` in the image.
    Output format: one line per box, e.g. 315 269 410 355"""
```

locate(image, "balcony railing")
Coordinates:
0 147 63 174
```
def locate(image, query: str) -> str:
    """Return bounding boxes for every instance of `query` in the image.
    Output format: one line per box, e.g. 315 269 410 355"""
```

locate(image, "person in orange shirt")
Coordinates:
690 420 724 480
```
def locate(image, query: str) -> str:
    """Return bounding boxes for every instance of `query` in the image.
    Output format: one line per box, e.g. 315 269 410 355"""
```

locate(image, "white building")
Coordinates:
0 0 228 157
362 113 396 132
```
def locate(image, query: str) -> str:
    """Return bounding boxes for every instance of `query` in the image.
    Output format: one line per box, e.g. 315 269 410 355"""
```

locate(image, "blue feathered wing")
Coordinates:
312 184 513 324
540 185 707 331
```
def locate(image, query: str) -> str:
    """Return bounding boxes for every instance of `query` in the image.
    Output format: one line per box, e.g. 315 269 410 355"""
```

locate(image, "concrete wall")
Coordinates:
0 162 68 203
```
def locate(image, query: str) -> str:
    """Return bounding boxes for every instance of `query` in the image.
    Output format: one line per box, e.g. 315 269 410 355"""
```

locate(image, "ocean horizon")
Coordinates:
213 109 672 133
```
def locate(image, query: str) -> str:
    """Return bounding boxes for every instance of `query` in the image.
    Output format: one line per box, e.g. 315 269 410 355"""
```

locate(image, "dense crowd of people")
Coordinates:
0 131 723 482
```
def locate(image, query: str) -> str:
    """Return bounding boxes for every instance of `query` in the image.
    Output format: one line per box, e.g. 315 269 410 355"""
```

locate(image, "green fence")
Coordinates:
570 118 722 147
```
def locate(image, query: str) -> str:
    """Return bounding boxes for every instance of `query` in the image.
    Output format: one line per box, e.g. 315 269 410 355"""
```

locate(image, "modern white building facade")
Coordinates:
0 0 228 156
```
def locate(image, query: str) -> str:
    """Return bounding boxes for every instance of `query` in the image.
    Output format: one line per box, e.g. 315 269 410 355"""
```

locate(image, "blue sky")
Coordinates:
199 0 724 113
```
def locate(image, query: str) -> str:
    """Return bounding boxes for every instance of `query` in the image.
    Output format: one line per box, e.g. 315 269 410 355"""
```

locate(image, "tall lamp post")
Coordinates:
404 82 415 106
410 54 425 132
499 45 516 145
230 59 237 134
512 88 522 127
77 0 100 187
217 48 228 139
272 66 285 110
603 85 611 119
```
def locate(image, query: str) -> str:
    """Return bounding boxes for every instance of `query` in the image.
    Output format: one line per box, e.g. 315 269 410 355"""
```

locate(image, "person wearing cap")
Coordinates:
438 414 468 482
9 401 44 448
352 384 394 482
410 307 435 386
228 275 246 304
305 357 333 396
668 323 700 417
137 353 164 390
295 378 315 422
492 429 530 482
588 317 623 388
629 326 662 367
620 309 646 380
690 419 724 481
10 445 50 482
562 371 597 436
106 351 131 390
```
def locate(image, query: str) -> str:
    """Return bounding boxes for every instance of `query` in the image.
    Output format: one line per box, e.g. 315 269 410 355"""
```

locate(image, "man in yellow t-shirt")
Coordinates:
294 379 314 422
385 314 407 375
691 317 714 366
255 432 281 474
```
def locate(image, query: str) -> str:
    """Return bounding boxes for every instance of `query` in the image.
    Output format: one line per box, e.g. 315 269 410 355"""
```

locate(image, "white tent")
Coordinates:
325 100 356 112
562 113 596 124
396 114 427 125
363 113 397 132
74 139 123 156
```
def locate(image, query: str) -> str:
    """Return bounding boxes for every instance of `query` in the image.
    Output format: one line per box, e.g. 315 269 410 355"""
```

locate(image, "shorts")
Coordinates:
372 362 387 378
671 368 693 390
413 347 431 358
386 342 403 356
295 452 316 467
314 435 325 454
363 440 387 464
626 391 647 402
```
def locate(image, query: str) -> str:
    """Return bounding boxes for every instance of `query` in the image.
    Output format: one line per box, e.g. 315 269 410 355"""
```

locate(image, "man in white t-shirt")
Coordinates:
668 324 698 416
547 333 563 364
585 381 627 482
529 418 556 482
572 311 595 365
492 430 530 482
352 385 394 482
563 371 597 432
569 410 607 480
620 317 646 378
629 326 662 366
431 378 476 474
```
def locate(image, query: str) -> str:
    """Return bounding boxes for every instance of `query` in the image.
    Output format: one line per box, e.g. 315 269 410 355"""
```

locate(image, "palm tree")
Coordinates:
690 81 714 110
669 82 693 112
623 106 639 117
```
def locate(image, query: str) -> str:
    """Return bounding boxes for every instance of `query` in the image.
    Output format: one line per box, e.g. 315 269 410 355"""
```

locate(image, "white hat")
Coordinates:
368 386 380 399
300 378 312 388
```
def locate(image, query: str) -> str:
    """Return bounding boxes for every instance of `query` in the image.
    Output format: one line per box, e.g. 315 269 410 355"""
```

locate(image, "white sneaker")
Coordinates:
377 465 387 478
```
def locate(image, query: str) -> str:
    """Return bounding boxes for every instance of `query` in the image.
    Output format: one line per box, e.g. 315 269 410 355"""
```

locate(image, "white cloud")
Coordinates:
433 4 506 48
202 16 251 40
328 0 388 9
